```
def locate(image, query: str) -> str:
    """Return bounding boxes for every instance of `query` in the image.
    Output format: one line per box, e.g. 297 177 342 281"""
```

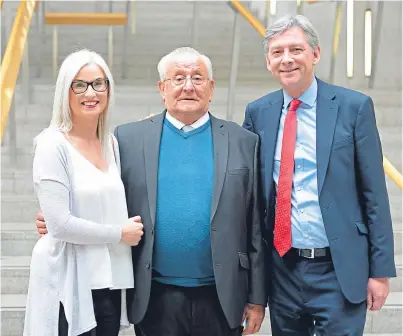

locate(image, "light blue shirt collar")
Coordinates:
282 77 318 109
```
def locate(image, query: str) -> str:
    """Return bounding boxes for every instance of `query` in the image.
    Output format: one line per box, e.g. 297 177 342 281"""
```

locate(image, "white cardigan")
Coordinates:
24 129 133 336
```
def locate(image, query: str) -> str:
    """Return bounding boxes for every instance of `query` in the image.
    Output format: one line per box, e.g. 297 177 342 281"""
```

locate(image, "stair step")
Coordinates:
2 166 401 199
3 118 402 152
1 218 402 257
2 81 401 171
1 292 402 335
2 255 402 295
2 184 401 224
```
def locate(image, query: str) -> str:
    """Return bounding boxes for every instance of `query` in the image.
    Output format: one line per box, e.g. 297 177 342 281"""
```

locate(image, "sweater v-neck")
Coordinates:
163 118 211 139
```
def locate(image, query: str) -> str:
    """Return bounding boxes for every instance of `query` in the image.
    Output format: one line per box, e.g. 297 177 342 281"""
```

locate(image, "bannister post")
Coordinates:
52 26 58 80
191 1 198 47
297 0 303 15
8 99 17 166
22 42 30 108
108 27 113 70
108 0 113 71
329 1 343 84
36 0 44 77
0 2 6 57
4 0 13 56
226 12 241 121
369 1 383 89
265 0 270 28
122 0 130 79
131 0 136 34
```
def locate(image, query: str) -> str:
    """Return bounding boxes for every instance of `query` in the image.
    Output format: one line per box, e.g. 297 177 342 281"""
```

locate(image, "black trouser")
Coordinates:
135 281 243 336
58 288 121 336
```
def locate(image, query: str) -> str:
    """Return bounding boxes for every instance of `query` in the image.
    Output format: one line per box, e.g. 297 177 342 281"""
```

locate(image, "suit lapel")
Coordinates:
263 91 283 202
210 115 228 222
143 111 165 227
316 80 338 195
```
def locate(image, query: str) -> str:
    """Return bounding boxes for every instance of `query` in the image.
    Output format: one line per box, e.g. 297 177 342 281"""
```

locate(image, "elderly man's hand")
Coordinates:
242 303 265 335
139 113 156 121
36 210 48 237
367 277 389 311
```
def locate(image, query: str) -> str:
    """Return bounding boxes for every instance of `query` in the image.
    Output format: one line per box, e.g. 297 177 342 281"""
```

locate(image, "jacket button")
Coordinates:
146 262 150 269
151 228 154 235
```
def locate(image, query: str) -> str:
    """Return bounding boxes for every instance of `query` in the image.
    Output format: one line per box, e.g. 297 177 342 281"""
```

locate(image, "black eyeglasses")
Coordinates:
70 78 109 94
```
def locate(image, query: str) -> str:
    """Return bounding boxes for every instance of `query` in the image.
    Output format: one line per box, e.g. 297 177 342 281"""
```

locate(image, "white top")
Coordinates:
24 129 133 336
165 111 210 130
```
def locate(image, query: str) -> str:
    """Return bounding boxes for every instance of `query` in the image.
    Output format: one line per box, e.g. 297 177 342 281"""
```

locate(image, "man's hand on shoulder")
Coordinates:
139 113 156 121
242 303 265 335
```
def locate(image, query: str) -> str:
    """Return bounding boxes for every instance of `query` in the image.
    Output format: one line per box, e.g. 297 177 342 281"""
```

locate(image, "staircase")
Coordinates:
1 1 271 85
1 83 402 335
1 1 402 335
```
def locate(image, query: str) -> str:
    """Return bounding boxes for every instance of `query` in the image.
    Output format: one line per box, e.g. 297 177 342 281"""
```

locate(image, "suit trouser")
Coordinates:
269 249 367 336
58 288 121 336
135 281 243 336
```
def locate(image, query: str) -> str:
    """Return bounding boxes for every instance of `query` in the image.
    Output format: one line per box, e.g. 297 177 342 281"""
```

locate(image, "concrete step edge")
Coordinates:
2 254 403 269
2 222 402 234
1 293 402 309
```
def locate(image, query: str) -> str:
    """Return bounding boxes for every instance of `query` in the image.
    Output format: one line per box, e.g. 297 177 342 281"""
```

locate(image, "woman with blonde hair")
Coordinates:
24 49 143 336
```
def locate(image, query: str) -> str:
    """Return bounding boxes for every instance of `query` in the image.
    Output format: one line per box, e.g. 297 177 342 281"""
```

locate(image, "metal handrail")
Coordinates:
227 0 403 190
44 12 127 25
383 157 403 189
44 11 128 78
0 0 38 142
229 1 265 36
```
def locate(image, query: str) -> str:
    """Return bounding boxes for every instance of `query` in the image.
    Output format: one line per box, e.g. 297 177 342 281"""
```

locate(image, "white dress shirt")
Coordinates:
165 111 210 130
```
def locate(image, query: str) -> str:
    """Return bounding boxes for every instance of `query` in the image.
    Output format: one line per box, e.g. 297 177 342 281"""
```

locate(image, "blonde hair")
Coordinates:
48 49 115 159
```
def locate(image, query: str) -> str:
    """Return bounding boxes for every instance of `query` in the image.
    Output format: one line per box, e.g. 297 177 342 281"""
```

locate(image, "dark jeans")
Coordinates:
58 288 121 336
135 281 243 336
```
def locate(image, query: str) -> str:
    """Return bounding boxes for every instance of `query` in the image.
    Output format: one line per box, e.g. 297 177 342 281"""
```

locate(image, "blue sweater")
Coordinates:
153 119 215 286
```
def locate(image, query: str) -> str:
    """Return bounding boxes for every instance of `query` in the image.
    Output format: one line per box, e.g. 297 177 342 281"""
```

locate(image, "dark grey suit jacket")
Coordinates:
114 111 267 328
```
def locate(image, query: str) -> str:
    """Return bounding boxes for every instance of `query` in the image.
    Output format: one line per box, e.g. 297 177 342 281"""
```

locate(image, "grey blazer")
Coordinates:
114 111 267 328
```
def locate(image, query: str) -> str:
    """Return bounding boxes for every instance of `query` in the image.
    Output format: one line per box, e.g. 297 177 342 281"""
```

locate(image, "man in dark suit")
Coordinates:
243 14 396 335
116 47 266 335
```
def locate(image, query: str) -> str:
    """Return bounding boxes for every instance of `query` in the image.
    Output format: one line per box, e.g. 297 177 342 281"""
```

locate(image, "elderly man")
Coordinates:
37 47 267 335
243 15 396 335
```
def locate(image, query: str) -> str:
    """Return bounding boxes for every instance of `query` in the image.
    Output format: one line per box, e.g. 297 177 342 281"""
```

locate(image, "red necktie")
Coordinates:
274 99 301 257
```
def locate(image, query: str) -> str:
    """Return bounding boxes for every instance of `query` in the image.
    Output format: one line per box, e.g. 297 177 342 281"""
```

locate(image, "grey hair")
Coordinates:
157 47 213 80
44 49 114 160
263 15 320 54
